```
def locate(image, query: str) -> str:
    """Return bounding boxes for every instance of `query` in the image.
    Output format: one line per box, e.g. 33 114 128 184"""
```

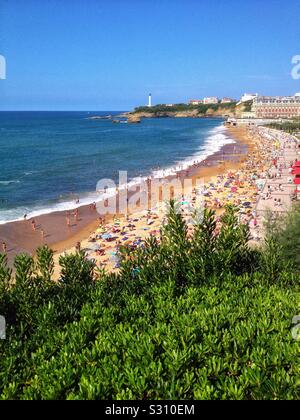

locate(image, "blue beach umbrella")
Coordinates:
101 233 112 240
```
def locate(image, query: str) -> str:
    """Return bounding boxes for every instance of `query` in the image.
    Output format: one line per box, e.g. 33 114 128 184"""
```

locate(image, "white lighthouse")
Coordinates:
148 93 152 107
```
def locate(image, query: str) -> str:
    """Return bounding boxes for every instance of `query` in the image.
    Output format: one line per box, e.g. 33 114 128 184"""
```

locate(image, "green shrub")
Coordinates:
0 205 298 400
36 246 54 283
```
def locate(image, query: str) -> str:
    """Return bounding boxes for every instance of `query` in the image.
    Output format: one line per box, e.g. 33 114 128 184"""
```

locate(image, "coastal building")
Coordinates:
189 99 203 105
241 111 256 119
148 93 152 107
239 93 258 104
253 95 300 119
221 97 235 104
203 97 219 104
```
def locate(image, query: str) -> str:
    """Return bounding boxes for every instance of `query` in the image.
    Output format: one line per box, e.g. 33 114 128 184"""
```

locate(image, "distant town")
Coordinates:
145 92 300 120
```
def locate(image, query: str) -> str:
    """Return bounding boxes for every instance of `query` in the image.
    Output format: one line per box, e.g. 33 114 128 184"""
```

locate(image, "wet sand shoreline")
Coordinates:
0 126 252 266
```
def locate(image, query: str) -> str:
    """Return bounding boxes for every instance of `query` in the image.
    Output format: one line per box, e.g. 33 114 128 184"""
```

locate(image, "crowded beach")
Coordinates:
49 125 300 277
1 125 299 276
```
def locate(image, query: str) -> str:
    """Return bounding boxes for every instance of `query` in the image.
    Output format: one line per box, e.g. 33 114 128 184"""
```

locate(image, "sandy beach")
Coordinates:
3 122 298 276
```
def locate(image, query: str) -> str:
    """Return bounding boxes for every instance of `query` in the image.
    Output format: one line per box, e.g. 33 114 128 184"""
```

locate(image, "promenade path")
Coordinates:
251 128 300 241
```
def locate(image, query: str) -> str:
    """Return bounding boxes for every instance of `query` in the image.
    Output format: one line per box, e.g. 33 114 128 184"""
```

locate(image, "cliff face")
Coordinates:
128 107 236 119
127 114 141 123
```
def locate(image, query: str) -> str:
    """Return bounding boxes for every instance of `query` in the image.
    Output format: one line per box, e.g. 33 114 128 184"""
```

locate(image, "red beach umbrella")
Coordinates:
292 168 300 175
294 176 300 185
292 161 300 168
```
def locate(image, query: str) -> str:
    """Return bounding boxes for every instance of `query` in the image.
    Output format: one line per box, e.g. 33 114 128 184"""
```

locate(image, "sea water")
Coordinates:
0 112 234 223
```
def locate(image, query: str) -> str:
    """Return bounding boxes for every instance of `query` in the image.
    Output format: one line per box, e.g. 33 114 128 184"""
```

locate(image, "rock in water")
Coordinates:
127 114 141 123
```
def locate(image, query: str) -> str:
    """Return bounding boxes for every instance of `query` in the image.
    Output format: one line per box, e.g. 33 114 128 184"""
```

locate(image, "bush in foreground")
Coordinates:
0 204 299 400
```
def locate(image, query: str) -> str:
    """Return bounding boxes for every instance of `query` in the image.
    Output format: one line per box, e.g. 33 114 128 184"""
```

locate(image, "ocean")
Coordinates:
0 111 235 224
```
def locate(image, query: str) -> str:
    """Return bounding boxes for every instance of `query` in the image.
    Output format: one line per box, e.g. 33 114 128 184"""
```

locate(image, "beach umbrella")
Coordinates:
101 233 112 240
242 202 252 208
294 177 300 185
292 168 300 175
293 161 300 167
96 228 106 234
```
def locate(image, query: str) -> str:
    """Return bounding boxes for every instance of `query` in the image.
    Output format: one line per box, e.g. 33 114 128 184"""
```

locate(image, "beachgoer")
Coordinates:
2 242 7 253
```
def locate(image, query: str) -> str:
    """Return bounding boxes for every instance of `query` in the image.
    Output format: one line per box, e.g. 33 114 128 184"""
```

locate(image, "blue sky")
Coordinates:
0 0 300 110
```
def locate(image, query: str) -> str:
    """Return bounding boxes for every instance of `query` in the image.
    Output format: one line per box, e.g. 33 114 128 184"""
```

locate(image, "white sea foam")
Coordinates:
151 124 235 178
0 123 235 224
0 180 20 185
